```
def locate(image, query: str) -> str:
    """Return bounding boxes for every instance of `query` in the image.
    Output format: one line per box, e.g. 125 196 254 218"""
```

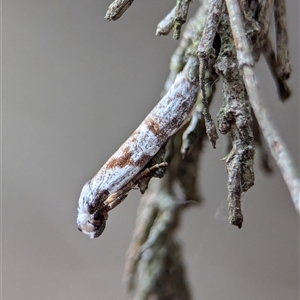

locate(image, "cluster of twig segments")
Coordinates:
104 0 299 299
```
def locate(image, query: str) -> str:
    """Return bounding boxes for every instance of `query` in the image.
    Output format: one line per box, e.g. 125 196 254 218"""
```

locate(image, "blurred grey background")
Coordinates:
2 1 299 299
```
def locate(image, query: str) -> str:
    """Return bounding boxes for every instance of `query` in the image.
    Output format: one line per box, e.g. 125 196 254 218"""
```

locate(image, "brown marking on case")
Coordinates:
145 116 170 143
145 117 161 135
106 146 135 169
130 129 140 143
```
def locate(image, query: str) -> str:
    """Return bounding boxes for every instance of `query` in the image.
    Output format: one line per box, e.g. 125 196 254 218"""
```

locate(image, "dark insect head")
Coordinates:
92 210 107 238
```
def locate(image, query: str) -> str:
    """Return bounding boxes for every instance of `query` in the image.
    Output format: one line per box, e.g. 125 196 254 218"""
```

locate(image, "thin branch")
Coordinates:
262 37 291 101
274 0 291 79
105 0 134 21
182 65 218 158
225 0 300 212
215 6 254 228
257 0 274 44
161 3 207 96
156 7 176 36
197 0 224 148
173 0 193 40
252 111 273 174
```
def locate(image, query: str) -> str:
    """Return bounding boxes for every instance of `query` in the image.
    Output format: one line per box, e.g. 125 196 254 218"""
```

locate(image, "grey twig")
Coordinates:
105 0 134 21
173 0 193 40
123 55 205 299
257 0 274 44
181 66 218 158
94 1 298 299
274 0 291 79
240 0 259 28
262 37 291 101
225 0 299 212
252 111 273 174
124 186 192 300
156 7 176 36
181 104 203 158
215 6 254 228
197 0 223 148
162 3 207 96
124 120 205 299
123 193 159 292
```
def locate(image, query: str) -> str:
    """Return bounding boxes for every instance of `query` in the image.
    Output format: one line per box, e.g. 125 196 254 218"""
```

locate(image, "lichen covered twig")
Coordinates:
156 7 176 36
197 0 223 148
105 0 134 21
161 3 208 96
225 0 299 212
92 1 299 299
124 118 206 299
274 0 291 79
214 6 254 228
173 0 193 40
101 0 298 247
124 185 192 300
262 38 291 101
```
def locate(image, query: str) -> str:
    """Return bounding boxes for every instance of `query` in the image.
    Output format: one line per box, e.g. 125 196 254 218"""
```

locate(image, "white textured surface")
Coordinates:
77 64 198 238
90 70 198 197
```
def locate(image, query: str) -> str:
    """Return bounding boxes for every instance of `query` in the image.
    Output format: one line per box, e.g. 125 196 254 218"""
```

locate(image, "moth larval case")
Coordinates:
77 57 199 238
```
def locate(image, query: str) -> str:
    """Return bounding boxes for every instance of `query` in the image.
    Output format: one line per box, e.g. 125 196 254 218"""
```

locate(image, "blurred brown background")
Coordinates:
3 1 299 299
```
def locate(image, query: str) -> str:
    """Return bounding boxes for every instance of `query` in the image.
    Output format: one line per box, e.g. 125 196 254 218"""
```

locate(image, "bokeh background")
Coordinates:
2 1 299 299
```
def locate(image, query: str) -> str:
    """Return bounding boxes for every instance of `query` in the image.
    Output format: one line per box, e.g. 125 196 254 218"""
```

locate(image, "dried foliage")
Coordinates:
102 0 299 299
